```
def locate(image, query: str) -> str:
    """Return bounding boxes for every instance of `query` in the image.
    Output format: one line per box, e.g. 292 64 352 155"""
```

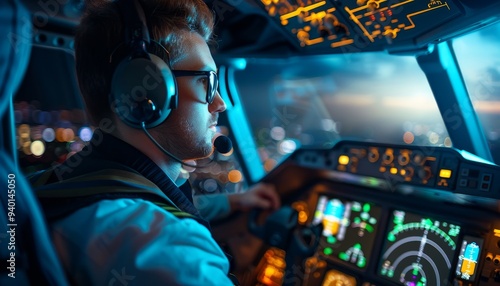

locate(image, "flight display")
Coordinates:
312 195 382 269
455 235 483 282
378 210 461 286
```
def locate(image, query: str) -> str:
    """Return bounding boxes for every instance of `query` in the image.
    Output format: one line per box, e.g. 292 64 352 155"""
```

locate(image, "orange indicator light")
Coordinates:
494 229 500 237
338 155 349 165
439 169 452 179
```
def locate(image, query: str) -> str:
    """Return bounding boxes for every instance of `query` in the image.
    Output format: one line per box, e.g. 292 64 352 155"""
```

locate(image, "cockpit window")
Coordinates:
453 21 500 164
236 53 451 172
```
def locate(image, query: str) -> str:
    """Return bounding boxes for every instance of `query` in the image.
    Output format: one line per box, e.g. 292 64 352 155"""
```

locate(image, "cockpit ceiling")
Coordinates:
21 0 500 58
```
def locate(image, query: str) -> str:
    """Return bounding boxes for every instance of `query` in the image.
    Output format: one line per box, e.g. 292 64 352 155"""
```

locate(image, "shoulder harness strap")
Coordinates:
33 168 194 221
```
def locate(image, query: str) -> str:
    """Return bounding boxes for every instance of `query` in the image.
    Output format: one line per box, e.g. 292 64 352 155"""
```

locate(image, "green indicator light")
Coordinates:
360 212 369 220
393 211 404 224
324 247 333 256
381 269 387 275
388 233 396 242
354 243 361 249
367 178 380 186
421 277 426 282
388 270 394 278
413 267 418 275
352 203 361 212
354 217 361 224
365 225 374 232
449 226 460 237
339 252 349 261
424 218 432 227
327 236 336 244
357 257 366 268
417 282 423 286
363 203 370 212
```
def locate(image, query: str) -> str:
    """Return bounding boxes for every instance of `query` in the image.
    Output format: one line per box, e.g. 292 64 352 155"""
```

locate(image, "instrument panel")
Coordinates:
254 141 500 286
309 190 486 286
294 140 500 208
252 184 499 286
258 0 463 54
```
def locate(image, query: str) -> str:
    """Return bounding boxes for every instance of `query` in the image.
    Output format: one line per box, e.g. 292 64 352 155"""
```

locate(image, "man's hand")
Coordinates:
228 183 281 213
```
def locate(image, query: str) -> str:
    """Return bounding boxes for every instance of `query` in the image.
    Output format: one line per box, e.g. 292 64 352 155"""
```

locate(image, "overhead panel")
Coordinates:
258 0 463 53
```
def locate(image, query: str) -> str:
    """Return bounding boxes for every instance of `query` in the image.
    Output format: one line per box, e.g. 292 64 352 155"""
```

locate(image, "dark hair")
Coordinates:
74 0 215 126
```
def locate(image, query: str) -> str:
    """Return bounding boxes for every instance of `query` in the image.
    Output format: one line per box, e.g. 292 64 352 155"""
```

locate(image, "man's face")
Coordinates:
151 32 226 160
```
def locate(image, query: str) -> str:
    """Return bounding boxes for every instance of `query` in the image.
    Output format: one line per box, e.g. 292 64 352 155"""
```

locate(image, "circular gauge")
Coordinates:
379 210 460 286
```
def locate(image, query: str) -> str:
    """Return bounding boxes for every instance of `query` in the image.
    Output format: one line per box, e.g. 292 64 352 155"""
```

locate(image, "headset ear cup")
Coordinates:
109 54 177 128
147 53 178 121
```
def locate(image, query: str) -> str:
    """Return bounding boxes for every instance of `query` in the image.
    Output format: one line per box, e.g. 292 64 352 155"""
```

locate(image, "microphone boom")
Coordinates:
142 122 233 168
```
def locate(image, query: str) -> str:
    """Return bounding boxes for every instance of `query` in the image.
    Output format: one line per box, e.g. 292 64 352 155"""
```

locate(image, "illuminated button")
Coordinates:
390 167 397 174
486 252 494 261
368 148 379 162
494 229 500 237
298 211 308 224
338 155 349 165
323 247 333 256
382 149 394 164
398 152 410 166
439 169 452 179
461 260 476 275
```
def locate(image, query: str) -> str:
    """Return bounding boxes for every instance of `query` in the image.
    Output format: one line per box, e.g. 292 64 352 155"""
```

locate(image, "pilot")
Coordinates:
29 0 280 285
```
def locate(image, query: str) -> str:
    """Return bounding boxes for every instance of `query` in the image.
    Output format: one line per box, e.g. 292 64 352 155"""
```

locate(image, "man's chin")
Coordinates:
186 144 215 161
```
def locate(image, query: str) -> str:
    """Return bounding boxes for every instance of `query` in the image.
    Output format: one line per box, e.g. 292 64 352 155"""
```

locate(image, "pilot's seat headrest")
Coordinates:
0 1 69 285
0 0 32 115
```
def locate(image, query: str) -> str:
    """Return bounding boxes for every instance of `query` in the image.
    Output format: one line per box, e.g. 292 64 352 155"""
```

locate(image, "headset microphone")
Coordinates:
213 134 232 154
141 122 233 168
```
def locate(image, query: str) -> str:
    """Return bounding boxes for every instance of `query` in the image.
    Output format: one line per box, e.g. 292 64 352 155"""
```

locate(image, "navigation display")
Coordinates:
312 195 382 269
378 210 461 286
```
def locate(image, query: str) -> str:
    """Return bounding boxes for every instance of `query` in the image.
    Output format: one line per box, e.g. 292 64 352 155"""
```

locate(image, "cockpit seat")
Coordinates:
0 1 68 285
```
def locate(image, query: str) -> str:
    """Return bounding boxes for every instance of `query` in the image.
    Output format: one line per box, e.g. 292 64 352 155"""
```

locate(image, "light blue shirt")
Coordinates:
193 193 231 221
51 198 233 285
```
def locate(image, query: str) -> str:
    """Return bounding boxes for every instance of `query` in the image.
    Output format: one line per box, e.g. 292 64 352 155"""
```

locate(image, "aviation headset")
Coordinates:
109 0 177 129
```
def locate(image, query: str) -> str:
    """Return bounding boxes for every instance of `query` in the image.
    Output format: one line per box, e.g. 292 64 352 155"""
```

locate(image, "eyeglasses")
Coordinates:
172 70 218 104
